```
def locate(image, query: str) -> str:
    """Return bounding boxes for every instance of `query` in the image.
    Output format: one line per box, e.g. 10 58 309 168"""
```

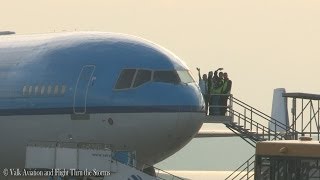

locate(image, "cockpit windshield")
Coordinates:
114 69 194 90
115 69 136 89
177 71 195 83
133 70 152 88
153 70 180 84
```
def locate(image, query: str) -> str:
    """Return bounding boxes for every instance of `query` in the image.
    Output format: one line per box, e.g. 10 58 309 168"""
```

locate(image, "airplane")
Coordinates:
0 31 206 175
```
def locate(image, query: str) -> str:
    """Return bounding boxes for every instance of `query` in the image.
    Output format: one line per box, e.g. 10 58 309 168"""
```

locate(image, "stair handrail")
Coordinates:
288 100 311 131
207 94 296 134
225 124 257 148
230 109 287 141
231 96 298 134
238 166 255 180
225 154 255 180
232 96 288 129
288 97 320 134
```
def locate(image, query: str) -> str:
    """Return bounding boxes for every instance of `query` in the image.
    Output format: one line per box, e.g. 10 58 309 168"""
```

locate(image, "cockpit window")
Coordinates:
177 71 195 83
133 70 152 88
153 70 180 84
115 69 190 90
115 69 136 89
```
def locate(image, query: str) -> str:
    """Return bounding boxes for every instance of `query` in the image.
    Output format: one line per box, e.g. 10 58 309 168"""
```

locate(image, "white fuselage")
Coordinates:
0 112 204 169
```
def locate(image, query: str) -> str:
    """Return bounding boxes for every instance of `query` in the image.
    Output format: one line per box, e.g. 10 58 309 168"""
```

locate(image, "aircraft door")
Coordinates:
73 65 96 114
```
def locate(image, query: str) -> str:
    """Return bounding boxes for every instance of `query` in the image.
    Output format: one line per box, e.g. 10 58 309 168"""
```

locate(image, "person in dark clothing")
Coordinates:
221 72 232 115
211 68 224 115
207 71 213 93
196 68 208 114
207 71 213 115
214 68 223 82
196 68 208 95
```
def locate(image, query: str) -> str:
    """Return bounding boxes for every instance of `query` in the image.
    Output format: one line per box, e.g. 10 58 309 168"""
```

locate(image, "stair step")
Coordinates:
248 131 257 134
235 125 244 128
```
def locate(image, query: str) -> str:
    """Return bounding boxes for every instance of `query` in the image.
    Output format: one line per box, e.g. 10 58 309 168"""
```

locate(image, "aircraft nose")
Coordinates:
176 83 205 138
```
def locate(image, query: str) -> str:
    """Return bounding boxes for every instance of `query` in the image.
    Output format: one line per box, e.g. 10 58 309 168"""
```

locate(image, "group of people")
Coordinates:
197 67 232 115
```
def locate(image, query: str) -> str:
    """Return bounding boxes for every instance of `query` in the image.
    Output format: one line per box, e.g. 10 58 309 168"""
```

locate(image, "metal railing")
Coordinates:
206 95 298 180
286 96 320 140
225 154 255 180
231 96 297 138
207 94 292 132
222 93 320 180
229 109 287 141
206 95 295 142
207 94 233 117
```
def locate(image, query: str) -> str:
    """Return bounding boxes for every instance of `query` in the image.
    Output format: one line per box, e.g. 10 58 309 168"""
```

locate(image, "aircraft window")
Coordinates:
153 70 180 84
177 71 195 83
115 69 136 89
22 86 27 96
40 85 46 95
54 85 59 95
61 85 66 95
133 70 152 88
28 86 33 95
47 85 52 95
34 85 39 95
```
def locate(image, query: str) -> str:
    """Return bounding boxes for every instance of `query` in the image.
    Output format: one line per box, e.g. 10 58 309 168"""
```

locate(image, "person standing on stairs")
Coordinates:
211 67 224 115
207 71 214 115
221 72 232 115
196 67 209 114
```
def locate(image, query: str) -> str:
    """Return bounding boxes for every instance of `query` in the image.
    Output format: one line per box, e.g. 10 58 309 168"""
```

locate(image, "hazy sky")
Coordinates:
1 0 320 171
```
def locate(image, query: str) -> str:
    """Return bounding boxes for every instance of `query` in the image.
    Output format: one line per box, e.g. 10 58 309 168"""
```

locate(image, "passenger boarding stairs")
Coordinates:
226 96 295 147
223 92 320 180
204 95 293 147
202 94 296 180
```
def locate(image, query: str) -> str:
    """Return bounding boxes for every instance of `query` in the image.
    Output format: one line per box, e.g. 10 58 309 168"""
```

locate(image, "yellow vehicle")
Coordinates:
254 137 320 180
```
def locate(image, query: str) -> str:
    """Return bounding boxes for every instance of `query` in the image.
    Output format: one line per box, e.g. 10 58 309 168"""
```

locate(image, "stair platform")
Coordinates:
204 115 233 123
196 130 239 138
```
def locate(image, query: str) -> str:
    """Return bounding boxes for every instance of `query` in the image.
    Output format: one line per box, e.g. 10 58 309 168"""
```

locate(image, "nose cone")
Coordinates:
150 82 205 164
172 82 205 152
